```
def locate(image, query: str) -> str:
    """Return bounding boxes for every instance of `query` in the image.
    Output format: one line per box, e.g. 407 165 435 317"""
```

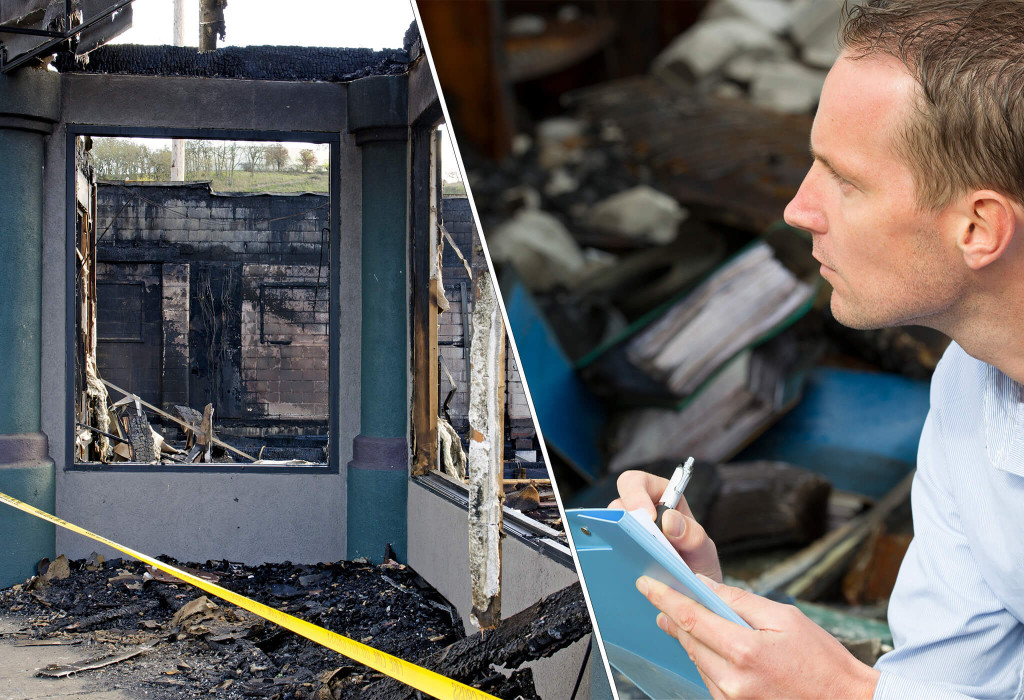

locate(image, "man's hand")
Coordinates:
610 470 723 582
637 575 880 700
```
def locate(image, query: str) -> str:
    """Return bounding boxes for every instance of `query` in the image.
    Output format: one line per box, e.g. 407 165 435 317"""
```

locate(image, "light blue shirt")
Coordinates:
874 343 1024 700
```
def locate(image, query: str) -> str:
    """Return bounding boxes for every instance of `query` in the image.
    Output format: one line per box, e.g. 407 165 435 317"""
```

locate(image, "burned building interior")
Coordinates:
418 0 951 696
76 162 334 466
0 2 591 698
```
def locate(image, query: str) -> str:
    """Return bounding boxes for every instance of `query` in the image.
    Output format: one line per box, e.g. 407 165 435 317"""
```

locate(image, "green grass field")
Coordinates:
194 170 330 194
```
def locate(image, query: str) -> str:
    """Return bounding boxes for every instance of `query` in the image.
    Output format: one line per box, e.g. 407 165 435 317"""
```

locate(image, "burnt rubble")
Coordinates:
0 554 582 699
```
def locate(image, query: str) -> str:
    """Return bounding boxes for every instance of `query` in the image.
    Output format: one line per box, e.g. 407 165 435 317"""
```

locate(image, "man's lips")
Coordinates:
812 254 835 274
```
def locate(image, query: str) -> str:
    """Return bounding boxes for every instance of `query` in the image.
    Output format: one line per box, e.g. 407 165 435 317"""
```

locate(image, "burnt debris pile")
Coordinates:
0 554 581 699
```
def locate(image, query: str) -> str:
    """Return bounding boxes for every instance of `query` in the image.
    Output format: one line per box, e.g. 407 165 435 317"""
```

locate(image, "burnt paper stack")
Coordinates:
581 239 815 406
626 241 813 396
607 334 811 472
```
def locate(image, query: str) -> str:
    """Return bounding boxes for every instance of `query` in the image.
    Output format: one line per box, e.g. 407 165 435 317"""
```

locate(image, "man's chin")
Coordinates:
830 295 888 331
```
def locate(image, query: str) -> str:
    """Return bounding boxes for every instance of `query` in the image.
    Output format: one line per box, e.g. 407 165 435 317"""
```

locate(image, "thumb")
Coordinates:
662 510 722 582
696 574 782 630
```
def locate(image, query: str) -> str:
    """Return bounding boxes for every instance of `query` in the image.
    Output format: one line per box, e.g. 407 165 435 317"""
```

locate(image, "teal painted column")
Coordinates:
0 66 60 587
346 75 410 563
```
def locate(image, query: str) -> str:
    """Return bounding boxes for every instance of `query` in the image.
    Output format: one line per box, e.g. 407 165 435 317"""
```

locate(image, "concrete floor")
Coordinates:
0 618 139 700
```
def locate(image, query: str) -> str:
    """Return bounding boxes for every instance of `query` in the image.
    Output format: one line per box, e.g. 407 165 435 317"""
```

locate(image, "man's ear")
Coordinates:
958 190 1017 270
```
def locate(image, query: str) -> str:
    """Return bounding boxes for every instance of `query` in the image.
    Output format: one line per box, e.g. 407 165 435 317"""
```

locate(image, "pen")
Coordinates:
654 457 694 530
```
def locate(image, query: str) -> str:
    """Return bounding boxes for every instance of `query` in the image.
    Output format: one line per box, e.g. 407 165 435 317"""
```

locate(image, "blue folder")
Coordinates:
567 508 752 699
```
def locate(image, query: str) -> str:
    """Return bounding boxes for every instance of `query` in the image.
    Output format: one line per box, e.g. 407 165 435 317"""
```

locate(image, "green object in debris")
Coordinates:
796 600 892 647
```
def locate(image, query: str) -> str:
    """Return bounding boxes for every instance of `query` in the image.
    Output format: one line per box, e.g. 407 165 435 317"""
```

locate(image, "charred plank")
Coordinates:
359 584 589 700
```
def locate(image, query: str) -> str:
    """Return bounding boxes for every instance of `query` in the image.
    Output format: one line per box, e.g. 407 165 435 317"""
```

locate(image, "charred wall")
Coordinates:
438 196 475 432
93 182 329 437
37 68 364 566
95 261 163 406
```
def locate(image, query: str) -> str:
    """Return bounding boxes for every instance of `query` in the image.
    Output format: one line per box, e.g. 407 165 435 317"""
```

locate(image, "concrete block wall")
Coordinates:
241 264 329 420
439 197 474 433
95 262 163 407
438 284 470 432
160 263 190 409
441 196 474 273
96 182 327 262
93 182 329 430
506 349 533 439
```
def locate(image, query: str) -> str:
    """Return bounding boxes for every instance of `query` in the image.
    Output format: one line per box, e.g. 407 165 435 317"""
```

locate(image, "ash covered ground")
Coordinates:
0 555 540 699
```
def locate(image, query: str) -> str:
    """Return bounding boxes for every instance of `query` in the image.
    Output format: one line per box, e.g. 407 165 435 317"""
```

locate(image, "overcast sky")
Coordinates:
112 0 414 50
104 0 461 181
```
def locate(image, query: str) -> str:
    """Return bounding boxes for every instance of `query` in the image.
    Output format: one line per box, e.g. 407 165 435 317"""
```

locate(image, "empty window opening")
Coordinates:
74 135 333 467
425 125 560 533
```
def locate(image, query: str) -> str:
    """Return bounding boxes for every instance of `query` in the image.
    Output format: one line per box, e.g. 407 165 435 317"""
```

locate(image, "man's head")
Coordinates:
784 0 1024 332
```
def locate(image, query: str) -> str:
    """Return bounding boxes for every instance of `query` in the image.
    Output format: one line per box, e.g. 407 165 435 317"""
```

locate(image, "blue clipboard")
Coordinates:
567 508 752 699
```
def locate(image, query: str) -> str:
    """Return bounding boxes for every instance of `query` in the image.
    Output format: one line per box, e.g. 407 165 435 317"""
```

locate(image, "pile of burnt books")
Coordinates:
579 235 819 473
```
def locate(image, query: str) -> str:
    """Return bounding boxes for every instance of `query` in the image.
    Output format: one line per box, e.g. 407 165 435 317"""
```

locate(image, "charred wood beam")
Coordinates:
751 470 915 599
41 599 160 634
706 461 832 554
198 403 214 462
359 584 589 700
53 44 410 80
410 125 440 476
36 644 155 678
124 410 158 463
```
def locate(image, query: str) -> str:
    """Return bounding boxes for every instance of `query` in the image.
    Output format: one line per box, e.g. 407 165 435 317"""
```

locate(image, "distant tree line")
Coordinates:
89 139 171 181
88 139 326 181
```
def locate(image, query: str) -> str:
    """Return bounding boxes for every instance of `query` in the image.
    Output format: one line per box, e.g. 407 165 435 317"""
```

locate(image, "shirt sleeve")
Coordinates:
874 671 979 700
873 374 1022 699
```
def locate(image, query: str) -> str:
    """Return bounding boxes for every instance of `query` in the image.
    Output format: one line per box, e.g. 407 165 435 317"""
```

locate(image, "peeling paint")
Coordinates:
467 271 505 629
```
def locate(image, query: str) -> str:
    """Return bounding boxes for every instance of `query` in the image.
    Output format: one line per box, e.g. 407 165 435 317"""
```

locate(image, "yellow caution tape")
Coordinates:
0 490 496 700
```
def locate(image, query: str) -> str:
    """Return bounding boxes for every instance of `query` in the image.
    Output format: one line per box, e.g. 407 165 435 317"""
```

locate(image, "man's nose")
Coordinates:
784 171 827 235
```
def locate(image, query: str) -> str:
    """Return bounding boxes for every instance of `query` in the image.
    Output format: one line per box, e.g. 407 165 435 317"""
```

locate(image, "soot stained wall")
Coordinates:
95 262 163 407
91 188 530 445
93 182 328 433
438 196 474 432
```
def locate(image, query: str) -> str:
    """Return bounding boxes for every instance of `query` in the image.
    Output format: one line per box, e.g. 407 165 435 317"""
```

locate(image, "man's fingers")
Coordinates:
616 470 699 516
656 613 729 699
614 470 663 520
696 574 789 631
638 576 754 664
613 470 701 521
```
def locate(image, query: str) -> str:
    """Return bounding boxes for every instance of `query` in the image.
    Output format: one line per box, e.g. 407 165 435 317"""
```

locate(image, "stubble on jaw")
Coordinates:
829 220 964 332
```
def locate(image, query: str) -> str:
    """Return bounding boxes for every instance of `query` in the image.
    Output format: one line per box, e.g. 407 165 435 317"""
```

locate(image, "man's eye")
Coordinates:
829 170 853 188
